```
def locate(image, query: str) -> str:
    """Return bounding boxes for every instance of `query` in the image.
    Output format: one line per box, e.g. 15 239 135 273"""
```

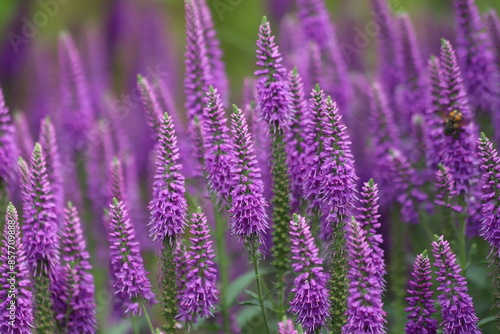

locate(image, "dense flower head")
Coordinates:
477 133 500 255
288 214 330 332
357 179 385 283
0 203 34 334
184 0 212 124
389 148 427 224
228 105 268 242
60 202 97 333
59 32 93 149
435 164 462 212
255 16 291 129
277 318 297 334
0 86 18 189
438 39 479 195
302 85 328 209
108 198 157 315
201 86 235 202
177 209 219 323
344 217 386 333
405 251 438 334
319 96 358 232
432 235 480 333
19 143 60 276
148 112 188 243
285 68 308 210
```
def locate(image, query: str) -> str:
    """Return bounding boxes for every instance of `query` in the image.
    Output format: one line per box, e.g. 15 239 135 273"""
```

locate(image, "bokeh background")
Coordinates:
1 0 500 333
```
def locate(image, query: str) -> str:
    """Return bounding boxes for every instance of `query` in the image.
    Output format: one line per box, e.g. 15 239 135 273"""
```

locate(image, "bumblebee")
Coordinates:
442 109 466 136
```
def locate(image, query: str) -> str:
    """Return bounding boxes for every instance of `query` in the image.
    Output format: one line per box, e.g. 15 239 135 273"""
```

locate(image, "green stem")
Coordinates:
458 213 467 270
141 303 156 334
211 196 230 333
131 316 139 334
250 243 271 334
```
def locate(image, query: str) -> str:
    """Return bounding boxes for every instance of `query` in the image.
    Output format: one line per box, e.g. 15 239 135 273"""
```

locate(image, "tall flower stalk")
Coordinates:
18 143 59 334
255 16 292 318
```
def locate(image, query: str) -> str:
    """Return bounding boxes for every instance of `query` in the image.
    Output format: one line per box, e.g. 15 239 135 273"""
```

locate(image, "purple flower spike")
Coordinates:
435 164 462 213
454 0 500 116
202 87 234 203
108 157 126 204
389 149 427 224
344 217 386 334
277 318 297 334
39 117 64 222
148 113 188 244
20 143 60 275
439 39 479 195
485 10 500 62
432 235 480 333
0 203 34 334
357 179 385 286
288 214 330 332
228 105 268 242
478 133 500 256
370 0 402 96
197 0 228 102
60 203 97 334
0 87 18 190
184 0 212 125
405 251 437 334
319 96 358 233
59 32 93 149
177 209 219 323
285 68 308 210
108 198 157 315
138 75 163 136
255 17 291 129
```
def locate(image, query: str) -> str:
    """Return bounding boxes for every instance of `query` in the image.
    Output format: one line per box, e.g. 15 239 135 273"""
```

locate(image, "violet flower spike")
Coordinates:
0 86 18 191
319 96 358 234
343 217 387 334
0 203 34 334
277 318 297 334
148 112 188 244
108 157 127 204
228 105 268 243
431 235 480 333
439 39 479 195
108 198 157 315
285 68 308 210
176 209 219 323
288 214 330 332
255 16 291 129
138 75 163 136
60 202 97 333
405 251 437 334
477 133 500 256
201 86 235 203
58 32 93 149
485 10 500 63
184 0 212 125
435 164 462 213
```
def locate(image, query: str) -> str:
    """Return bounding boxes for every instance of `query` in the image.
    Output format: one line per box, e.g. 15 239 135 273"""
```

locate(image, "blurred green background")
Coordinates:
1 0 500 96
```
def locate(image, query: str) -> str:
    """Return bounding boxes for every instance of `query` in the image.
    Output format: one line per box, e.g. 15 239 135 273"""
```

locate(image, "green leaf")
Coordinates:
243 289 259 299
226 269 268 305
478 315 497 327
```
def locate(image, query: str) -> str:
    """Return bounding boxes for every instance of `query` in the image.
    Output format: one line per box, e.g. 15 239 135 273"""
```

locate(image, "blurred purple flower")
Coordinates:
0 87 17 191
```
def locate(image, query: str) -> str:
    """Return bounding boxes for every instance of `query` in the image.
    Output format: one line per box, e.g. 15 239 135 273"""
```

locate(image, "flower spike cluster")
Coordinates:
108 198 157 315
228 105 268 243
0 203 34 334
432 235 480 333
288 214 330 332
405 251 437 334
148 112 188 244
177 209 219 323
